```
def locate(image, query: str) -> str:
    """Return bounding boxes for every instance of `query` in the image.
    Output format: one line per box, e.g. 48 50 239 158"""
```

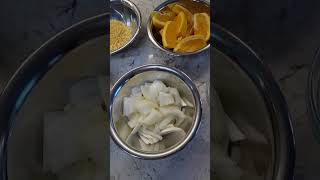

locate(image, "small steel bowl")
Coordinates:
110 0 141 55
110 64 202 159
147 0 210 56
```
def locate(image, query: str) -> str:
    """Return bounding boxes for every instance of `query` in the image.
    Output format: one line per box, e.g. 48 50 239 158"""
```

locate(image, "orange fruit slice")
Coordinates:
193 13 210 41
174 12 188 36
161 8 176 19
173 35 207 53
185 23 194 37
170 4 193 24
160 28 164 36
162 21 178 49
151 11 175 29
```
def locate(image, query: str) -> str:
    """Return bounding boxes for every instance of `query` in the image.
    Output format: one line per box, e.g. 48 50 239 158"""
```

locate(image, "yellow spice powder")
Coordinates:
110 20 132 52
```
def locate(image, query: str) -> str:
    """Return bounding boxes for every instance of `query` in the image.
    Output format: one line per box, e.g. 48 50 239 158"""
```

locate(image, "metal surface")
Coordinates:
307 48 320 142
213 24 295 180
110 64 202 159
147 0 210 56
110 0 141 55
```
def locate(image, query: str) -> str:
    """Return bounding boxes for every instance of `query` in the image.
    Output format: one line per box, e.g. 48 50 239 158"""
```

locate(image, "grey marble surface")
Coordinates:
110 0 210 179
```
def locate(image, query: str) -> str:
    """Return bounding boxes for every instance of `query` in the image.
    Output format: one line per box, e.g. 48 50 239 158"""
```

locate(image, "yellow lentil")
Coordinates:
110 20 132 52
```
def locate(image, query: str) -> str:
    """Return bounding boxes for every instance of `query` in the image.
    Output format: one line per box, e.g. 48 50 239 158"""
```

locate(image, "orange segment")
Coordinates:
151 11 175 29
185 23 194 37
193 13 210 41
170 4 193 24
160 28 164 36
174 12 188 36
161 8 176 19
162 21 178 49
173 35 207 53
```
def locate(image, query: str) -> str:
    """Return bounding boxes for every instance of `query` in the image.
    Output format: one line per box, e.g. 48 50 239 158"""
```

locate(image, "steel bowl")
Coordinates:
307 48 320 143
110 64 202 159
147 0 210 56
0 13 108 180
110 0 141 55
213 24 295 180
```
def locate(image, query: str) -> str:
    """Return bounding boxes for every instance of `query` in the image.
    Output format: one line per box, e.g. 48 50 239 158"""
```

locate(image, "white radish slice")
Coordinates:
123 97 136 116
160 125 184 136
159 106 185 119
230 114 268 144
168 87 182 105
131 86 142 97
141 84 154 101
158 141 166 150
140 109 163 126
227 116 246 142
153 142 160 151
158 116 176 130
138 139 154 151
135 100 158 115
140 126 163 141
115 120 131 141
127 113 141 128
147 80 169 101
158 92 175 106
181 97 194 107
140 132 159 144
139 133 153 145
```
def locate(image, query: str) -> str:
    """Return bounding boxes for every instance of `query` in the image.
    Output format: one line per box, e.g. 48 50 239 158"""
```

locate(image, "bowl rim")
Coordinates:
110 64 202 159
147 0 210 56
307 47 320 142
110 0 142 55
0 13 108 179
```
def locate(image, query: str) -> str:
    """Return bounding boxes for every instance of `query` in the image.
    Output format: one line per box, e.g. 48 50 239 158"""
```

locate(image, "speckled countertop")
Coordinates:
110 0 210 179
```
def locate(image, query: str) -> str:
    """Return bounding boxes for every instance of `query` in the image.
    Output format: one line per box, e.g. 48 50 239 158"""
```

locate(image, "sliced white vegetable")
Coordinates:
140 126 163 141
135 99 158 115
160 125 184 136
158 141 166 150
159 106 185 126
138 139 154 151
153 142 160 151
149 80 169 99
141 84 154 101
230 114 268 144
182 97 194 107
140 108 163 126
227 116 246 142
127 113 141 128
139 133 154 145
158 91 175 106
131 86 142 97
158 116 176 130
159 106 185 119
123 97 137 116
168 87 182 105
116 120 131 141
